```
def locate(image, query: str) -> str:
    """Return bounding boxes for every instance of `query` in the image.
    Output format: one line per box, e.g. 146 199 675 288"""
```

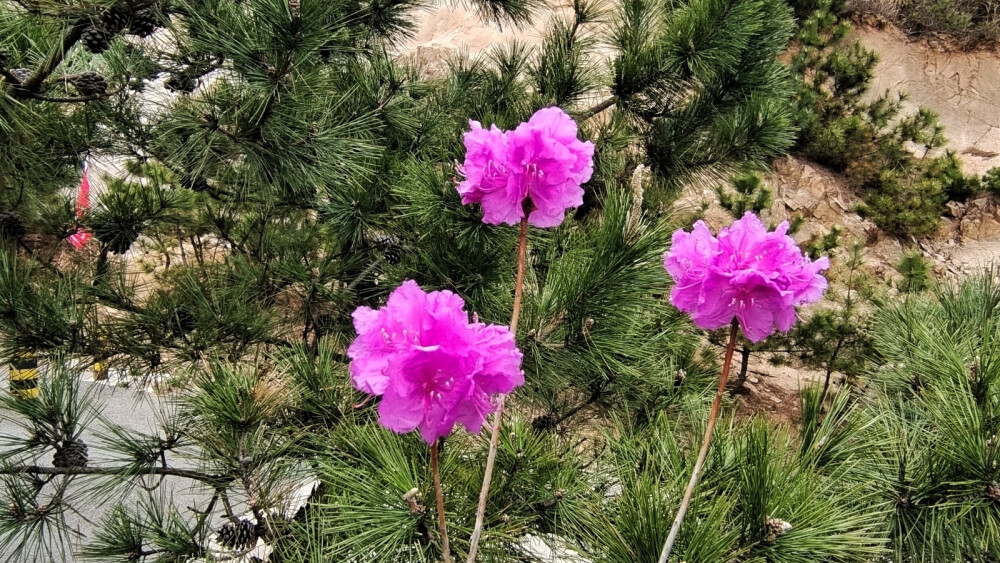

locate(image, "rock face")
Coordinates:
399 2 561 72
404 5 547 54
856 25 1000 175
947 197 1000 240
767 156 872 241
398 2 610 75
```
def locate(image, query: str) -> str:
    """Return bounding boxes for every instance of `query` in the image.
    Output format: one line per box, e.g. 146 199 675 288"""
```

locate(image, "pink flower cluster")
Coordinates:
664 212 829 342
348 281 524 443
457 107 595 228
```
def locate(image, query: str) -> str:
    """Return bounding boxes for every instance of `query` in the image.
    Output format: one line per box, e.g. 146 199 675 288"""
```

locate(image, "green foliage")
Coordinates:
0 358 100 562
983 166 1000 196
715 172 774 218
802 225 841 259
0 0 812 559
866 272 1000 560
854 0 1000 46
896 251 933 293
611 0 797 191
0 250 90 356
571 410 887 562
87 170 195 255
285 416 594 561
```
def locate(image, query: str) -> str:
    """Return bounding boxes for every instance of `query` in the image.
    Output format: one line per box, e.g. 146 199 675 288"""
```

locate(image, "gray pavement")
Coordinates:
0 363 214 562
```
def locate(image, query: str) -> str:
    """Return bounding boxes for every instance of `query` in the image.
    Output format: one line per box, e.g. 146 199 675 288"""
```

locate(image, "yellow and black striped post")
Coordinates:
93 359 109 381
9 351 39 399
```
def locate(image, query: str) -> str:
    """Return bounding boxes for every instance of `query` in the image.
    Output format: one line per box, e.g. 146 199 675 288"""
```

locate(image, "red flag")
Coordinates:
68 159 92 249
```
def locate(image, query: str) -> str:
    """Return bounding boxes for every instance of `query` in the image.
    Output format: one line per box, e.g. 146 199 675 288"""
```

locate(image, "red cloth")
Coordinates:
68 160 92 249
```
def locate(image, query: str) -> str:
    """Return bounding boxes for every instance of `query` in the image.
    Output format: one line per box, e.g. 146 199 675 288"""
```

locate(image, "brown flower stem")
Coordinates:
466 215 529 562
658 318 740 563
509 216 529 333
431 441 452 563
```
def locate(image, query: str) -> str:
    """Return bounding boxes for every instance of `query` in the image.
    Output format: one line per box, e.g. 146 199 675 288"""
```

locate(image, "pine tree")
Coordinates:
865 272 1000 560
0 0 815 560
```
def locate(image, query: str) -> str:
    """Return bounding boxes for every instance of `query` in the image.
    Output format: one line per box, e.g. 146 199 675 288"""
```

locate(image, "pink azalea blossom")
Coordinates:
664 212 829 342
457 107 594 228
348 280 524 443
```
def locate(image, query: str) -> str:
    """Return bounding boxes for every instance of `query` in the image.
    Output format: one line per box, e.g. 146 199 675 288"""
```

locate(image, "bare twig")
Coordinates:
579 96 617 120
218 488 242 527
28 87 124 103
431 441 452 563
467 215 529 562
1 464 233 488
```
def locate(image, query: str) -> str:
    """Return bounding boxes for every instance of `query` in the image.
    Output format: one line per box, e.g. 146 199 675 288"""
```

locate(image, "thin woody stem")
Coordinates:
509 217 529 332
430 441 452 563
658 318 740 563
466 215 529 562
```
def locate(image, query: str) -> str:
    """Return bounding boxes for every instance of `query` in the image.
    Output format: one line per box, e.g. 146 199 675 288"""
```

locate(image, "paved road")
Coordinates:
0 364 213 562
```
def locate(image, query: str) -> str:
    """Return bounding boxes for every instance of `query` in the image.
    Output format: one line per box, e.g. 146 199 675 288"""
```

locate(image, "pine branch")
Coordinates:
0 464 234 487
11 20 90 98
27 88 125 103
581 95 617 119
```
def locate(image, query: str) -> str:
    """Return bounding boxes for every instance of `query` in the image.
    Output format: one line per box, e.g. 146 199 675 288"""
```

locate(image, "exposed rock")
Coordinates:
519 534 590 562
767 156 873 242
399 3 567 60
961 212 1000 241
855 25 1000 175
946 200 967 218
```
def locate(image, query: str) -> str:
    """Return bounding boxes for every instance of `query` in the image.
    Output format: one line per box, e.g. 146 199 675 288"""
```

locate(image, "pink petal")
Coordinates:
664 212 829 341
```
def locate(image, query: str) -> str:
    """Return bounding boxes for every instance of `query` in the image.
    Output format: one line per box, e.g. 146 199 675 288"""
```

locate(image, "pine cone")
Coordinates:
101 7 130 34
0 211 26 241
52 439 89 468
372 234 402 264
127 8 159 38
764 517 792 543
10 68 31 84
165 72 197 94
987 481 1000 502
217 518 257 549
81 25 112 54
72 72 108 97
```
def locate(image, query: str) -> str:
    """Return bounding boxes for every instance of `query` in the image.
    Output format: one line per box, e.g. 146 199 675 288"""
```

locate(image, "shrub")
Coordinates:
896 250 933 292
982 166 1000 196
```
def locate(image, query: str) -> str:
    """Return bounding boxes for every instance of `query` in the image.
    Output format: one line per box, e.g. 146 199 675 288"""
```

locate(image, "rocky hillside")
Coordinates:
401 3 1000 275
395 3 1000 418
